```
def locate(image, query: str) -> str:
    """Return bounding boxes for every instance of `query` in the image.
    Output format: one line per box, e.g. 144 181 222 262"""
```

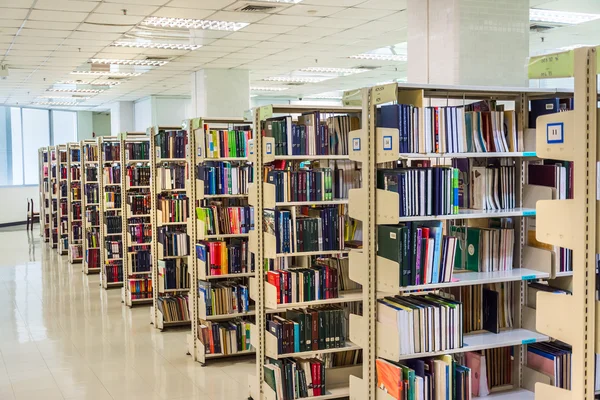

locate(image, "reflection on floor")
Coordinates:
0 225 255 400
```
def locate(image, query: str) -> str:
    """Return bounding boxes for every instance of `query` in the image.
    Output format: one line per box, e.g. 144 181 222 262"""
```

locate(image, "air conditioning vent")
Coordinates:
284 82 305 86
354 65 379 70
145 56 170 61
226 1 291 13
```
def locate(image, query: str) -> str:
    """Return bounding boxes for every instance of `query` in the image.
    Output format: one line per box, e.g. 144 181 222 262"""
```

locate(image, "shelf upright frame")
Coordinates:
532 46 598 400
39 147 50 242
121 132 153 307
57 144 68 255
98 136 124 289
67 142 83 264
81 139 100 274
49 146 59 248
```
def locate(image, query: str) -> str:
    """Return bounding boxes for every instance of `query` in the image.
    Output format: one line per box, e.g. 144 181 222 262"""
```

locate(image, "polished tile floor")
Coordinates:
0 226 255 400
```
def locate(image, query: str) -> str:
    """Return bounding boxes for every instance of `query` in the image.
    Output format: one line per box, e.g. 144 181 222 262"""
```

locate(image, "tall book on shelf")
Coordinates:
121 133 153 307
57 144 69 255
98 136 124 289
247 105 365 400
81 140 101 275
184 116 256 365
150 125 191 330
67 142 83 264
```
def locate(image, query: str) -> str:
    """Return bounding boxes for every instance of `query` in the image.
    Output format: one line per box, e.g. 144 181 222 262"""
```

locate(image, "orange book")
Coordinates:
376 359 403 400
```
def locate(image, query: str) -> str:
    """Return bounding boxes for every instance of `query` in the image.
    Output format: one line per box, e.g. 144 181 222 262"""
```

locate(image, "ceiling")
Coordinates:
0 0 597 111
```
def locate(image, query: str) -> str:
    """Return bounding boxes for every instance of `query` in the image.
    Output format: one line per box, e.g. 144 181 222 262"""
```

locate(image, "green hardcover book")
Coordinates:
451 226 481 272
400 364 416 400
286 309 306 352
378 225 406 287
263 365 278 395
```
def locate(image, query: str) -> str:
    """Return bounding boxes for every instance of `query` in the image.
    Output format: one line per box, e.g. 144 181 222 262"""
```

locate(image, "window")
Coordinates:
0 107 77 186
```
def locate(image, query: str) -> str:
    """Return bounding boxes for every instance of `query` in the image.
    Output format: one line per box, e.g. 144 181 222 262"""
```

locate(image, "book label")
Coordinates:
266 142 272 155
383 135 392 151
546 122 564 144
353 138 361 151
522 338 536 345
522 210 536 216
521 275 536 280
523 151 536 157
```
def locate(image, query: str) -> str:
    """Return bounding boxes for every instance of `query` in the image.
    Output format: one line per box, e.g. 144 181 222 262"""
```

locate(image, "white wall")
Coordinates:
92 112 110 136
77 111 94 140
110 101 134 135
152 96 191 127
134 97 151 131
0 185 38 224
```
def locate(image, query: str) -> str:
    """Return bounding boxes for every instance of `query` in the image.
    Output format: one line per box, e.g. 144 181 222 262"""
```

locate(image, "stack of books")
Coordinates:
264 357 326 398
205 127 252 158
157 295 190 322
105 239 122 260
526 342 572 390
85 184 98 203
128 222 152 244
157 228 189 256
129 277 152 299
458 284 513 334
266 265 340 304
158 259 189 290
267 168 336 202
157 164 186 190
198 162 251 196
103 165 121 185
102 142 121 161
155 129 187 159
105 262 123 283
157 194 189 223
454 159 516 211
198 281 250 315
104 191 121 209
128 194 151 215
452 222 515 273
105 216 122 234
130 249 151 273
198 319 252 355
127 165 150 186
196 205 253 235
196 240 251 276
125 141 149 160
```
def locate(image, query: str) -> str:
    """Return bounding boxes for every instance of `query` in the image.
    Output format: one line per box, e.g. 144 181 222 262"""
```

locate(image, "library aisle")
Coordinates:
0 225 253 400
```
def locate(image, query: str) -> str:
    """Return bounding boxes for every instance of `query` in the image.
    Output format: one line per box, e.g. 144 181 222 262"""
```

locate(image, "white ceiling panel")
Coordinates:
1 0 35 8
69 31 122 41
24 21 80 31
302 0 365 5
29 10 90 23
163 0 237 10
268 34 312 44
210 38 260 47
314 36 360 45
18 29 71 38
85 13 143 25
0 8 30 20
356 0 407 10
260 15 320 26
286 26 344 38
0 19 25 28
239 24 296 34
34 0 99 12
239 47 281 55
94 2 159 15
306 17 362 29
253 41 297 49
152 7 214 19
78 23 133 33
0 27 18 36
278 4 345 17
331 7 391 20
226 32 278 41
104 0 170 5
379 10 408 24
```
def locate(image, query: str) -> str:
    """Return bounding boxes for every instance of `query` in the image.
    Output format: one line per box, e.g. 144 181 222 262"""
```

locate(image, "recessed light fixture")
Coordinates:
112 41 202 51
349 53 407 61
258 0 303 3
299 67 369 75
305 91 344 100
530 9 600 25
47 88 104 94
263 76 332 83
38 95 91 100
71 71 142 77
250 86 290 92
90 58 169 67
141 17 249 31
57 80 121 86
33 102 78 106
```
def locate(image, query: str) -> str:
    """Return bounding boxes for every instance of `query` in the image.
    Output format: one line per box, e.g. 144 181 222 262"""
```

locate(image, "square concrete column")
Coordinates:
191 69 250 118
408 0 529 86
109 101 134 135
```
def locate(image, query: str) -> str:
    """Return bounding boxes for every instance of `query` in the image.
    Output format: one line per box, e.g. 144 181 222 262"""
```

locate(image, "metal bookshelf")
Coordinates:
98 136 123 289
182 116 256 365
81 140 101 275
39 147 50 242
149 125 191 330
57 144 68 255
247 104 364 400
338 79 584 400
67 143 83 264
121 133 153 307
49 146 58 248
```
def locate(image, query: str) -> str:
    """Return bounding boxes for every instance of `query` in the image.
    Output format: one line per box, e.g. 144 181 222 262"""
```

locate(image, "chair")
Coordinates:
27 199 39 231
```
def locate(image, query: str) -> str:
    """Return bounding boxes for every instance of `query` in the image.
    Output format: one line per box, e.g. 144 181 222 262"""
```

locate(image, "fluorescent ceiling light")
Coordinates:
530 9 600 25
251 86 289 92
39 95 91 100
349 53 407 61
71 71 142 77
57 80 121 86
299 67 370 76
141 17 249 31
33 102 78 106
112 41 202 51
90 58 169 67
258 0 303 3
305 91 344 100
47 88 104 94
263 76 332 83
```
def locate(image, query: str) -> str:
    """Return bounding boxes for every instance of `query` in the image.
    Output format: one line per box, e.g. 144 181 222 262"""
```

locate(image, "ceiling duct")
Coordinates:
226 1 293 13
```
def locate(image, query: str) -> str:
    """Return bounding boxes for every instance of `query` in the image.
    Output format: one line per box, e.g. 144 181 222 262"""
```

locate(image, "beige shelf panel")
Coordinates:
349 314 399 361
263 137 275 164
535 199 577 250
349 376 396 400
536 291 576 344
348 129 365 163
376 127 400 163
248 182 257 207
535 111 576 161
522 366 553 392
348 251 367 286
534 383 571 400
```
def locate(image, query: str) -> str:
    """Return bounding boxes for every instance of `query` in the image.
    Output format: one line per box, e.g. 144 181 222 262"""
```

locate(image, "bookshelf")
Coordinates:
338 79 585 400
57 144 68 255
120 133 153 307
98 136 123 289
81 140 101 275
39 147 50 242
67 143 83 263
183 116 256 365
49 146 58 248
149 125 191 330
247 104 365 400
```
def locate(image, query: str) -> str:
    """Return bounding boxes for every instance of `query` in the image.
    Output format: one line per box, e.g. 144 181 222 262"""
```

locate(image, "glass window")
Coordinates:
51 110 77 145
10 108 23 185
23 109 50 185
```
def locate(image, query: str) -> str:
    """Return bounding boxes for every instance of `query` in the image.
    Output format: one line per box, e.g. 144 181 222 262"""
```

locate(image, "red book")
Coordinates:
311 361 321 396
267 271 281 304
421 227 430 285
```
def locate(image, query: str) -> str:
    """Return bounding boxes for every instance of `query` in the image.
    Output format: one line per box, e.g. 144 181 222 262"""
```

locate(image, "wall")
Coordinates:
0 185 38 224
152 96 191 127
92 112 111 137
134 97 151 131
77 111 94 140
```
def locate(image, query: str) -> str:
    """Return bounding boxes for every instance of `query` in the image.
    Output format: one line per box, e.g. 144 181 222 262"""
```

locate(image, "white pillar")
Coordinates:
191 69 250 118
109 101 134 135
408 0 529 86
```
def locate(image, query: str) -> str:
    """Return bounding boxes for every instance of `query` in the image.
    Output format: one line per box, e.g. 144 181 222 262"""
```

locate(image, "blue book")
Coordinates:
529 98 560 128
293 322 300 352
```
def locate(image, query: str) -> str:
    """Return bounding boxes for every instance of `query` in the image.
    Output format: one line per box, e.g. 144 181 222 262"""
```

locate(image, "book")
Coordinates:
198 162 251 196
155 129 187 159
124 141 149 160
157 294 190 322
196 239 252 276
205 127 252 159
196 204 254 235
158 259 189 291
198 281 251 316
